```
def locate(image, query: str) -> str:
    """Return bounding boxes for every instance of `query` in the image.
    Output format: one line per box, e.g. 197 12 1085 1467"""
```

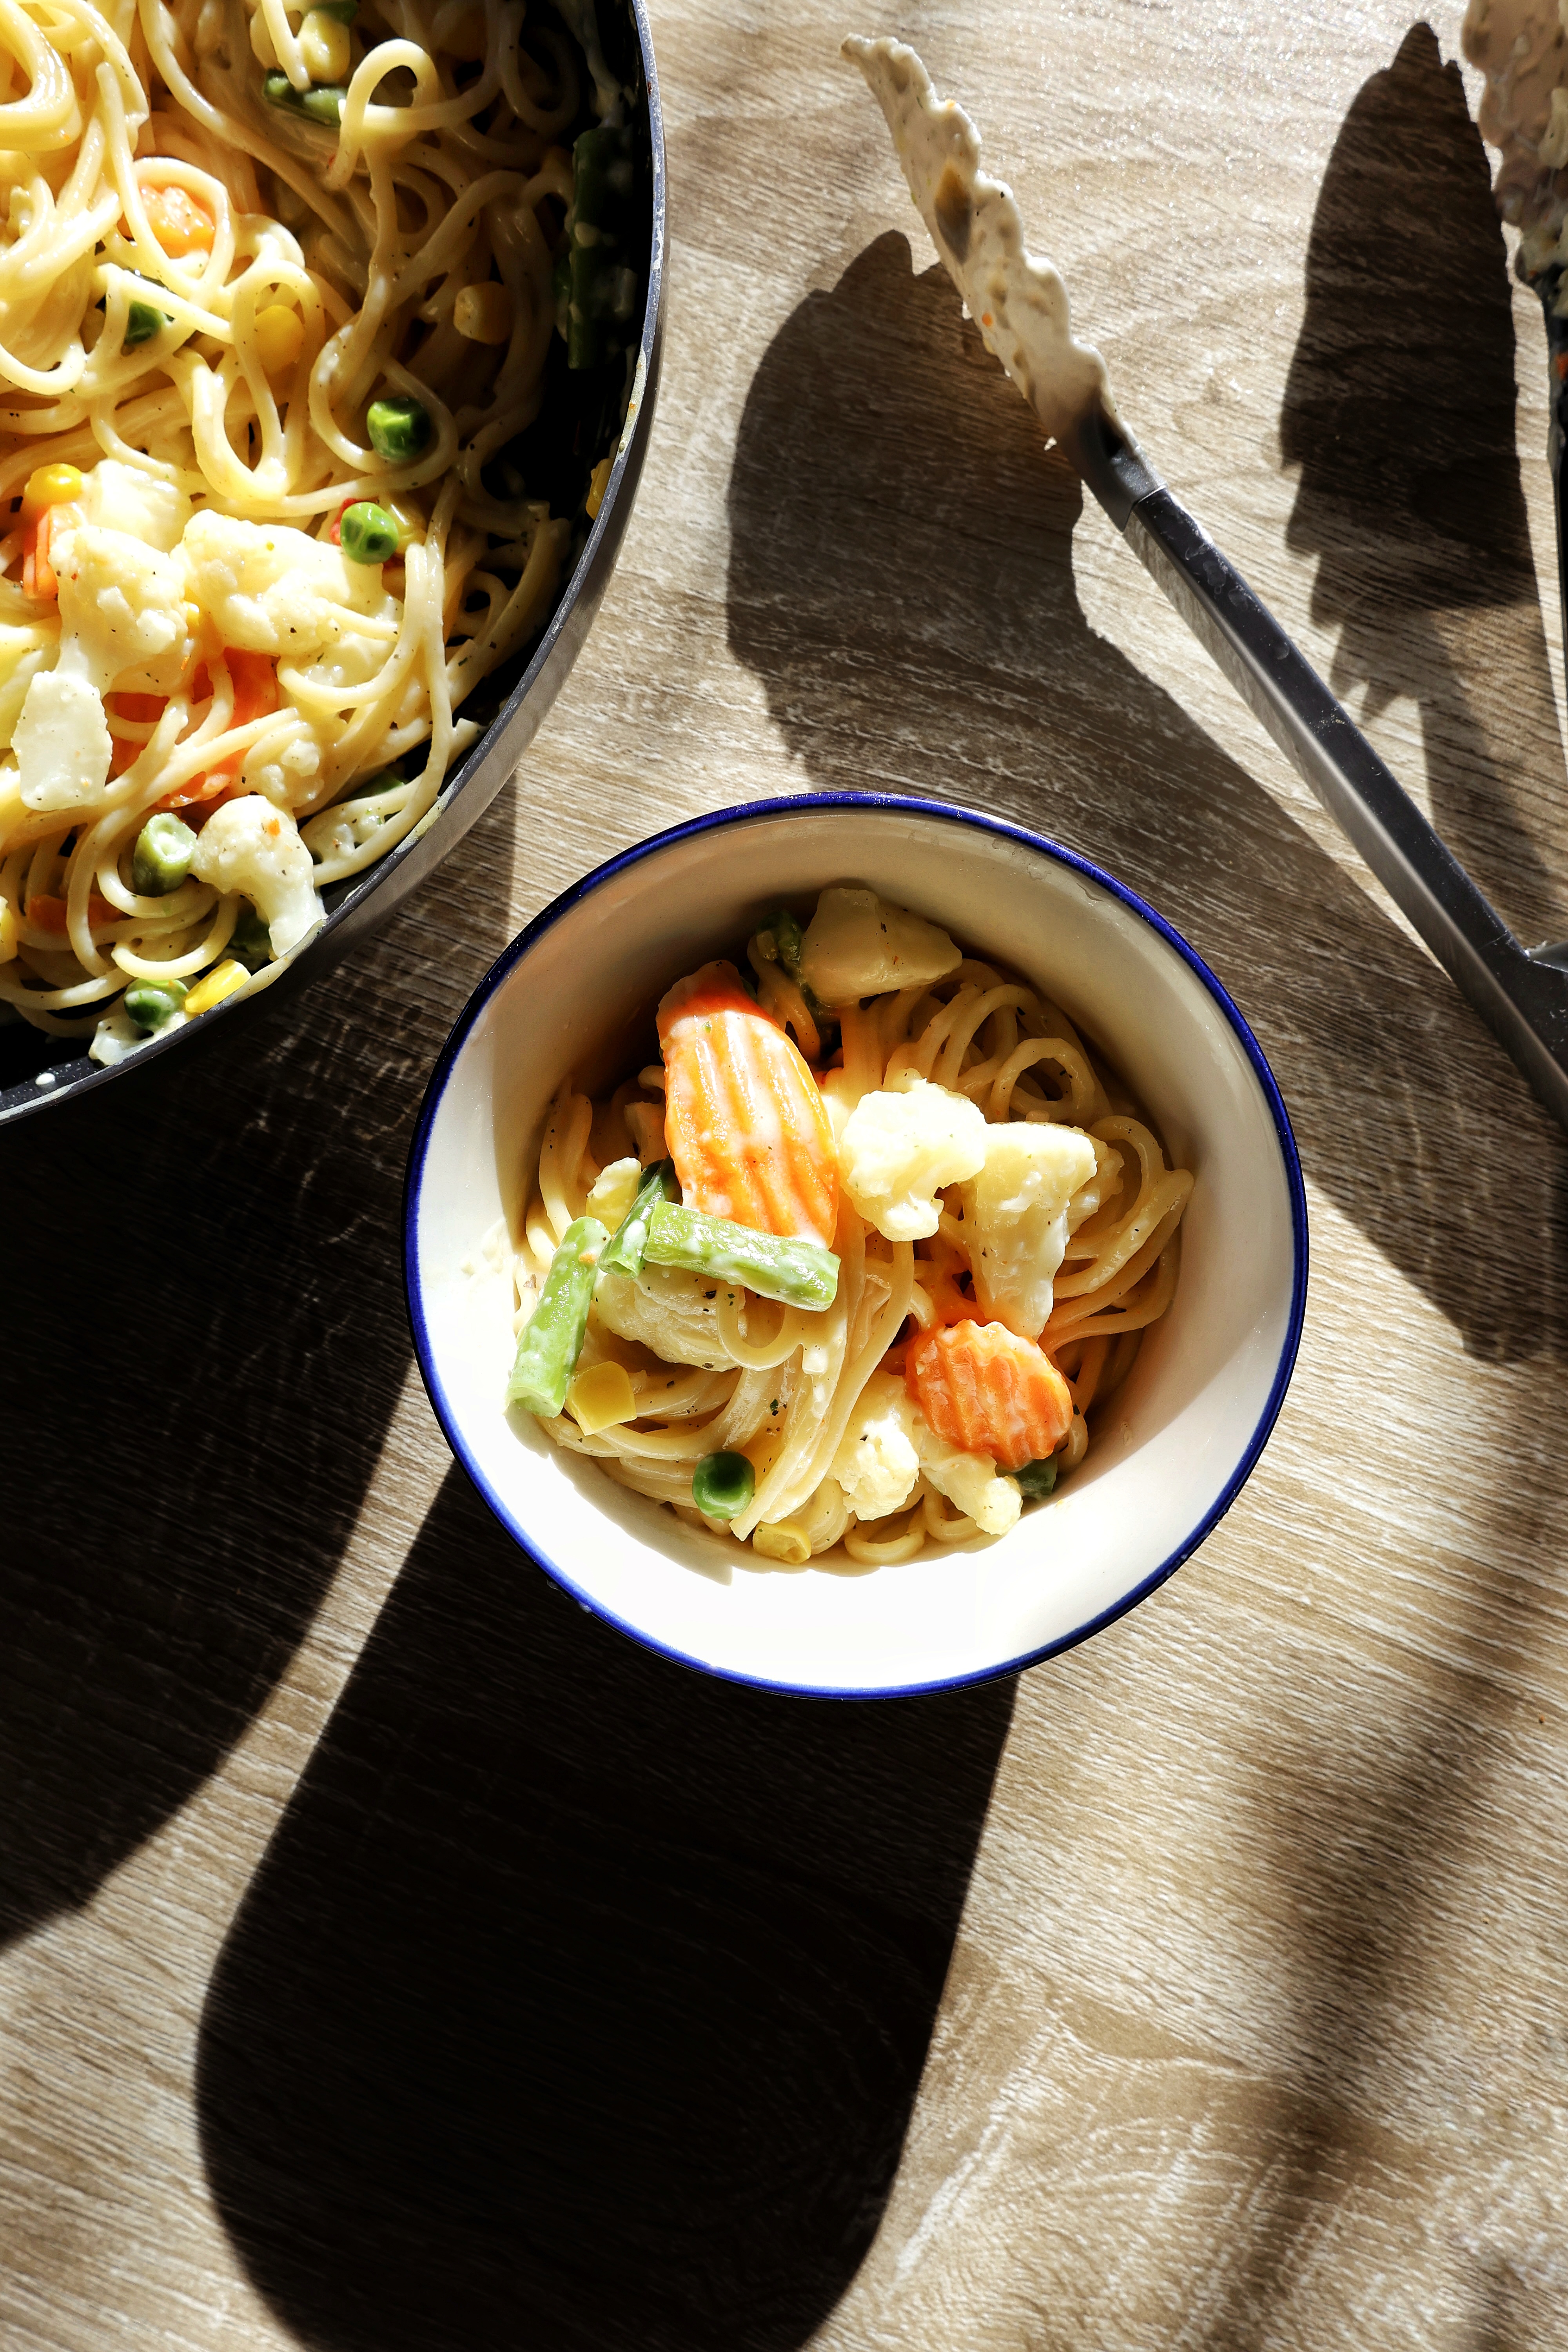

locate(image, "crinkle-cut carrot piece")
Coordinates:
907 1318 1073 1472
134 184 216 257
657 959 838 1246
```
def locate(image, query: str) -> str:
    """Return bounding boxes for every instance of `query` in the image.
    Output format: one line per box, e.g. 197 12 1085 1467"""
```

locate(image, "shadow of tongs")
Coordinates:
1064 402 1568 1132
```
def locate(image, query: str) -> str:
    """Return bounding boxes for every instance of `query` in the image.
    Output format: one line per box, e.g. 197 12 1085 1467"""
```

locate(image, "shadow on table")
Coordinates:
1181 30 1568 2351
196 1460 1014 2352
1281 20 1565 947
723 230 1568 1364
0 789 515 1950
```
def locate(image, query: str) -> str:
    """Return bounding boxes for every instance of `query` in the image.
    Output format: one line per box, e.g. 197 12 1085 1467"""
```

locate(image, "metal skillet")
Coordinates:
849 36 1568 1136
0 0 667 1130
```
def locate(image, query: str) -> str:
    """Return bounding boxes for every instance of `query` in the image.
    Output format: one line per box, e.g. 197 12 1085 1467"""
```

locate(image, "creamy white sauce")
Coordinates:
843 34 1114 443
1463 0 1568 263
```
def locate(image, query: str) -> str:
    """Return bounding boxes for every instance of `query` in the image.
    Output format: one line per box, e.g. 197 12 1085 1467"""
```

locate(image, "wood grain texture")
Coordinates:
4 3 1568 2347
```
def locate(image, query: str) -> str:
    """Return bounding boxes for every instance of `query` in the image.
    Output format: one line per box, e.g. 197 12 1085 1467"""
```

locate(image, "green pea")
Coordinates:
366 394 431 462
124 978 188 1033
131 811 196 896
227 904 273 970
125 298 169 348
339 500 398 563
1012 1457 1059 1500
691 1451 755 1522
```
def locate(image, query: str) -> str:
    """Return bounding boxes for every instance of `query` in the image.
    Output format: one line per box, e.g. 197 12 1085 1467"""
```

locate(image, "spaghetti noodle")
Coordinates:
0 0 644 1061
501 885 1194 1570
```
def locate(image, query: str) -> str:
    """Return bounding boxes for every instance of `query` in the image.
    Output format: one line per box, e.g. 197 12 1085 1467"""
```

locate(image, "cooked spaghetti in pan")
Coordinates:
0 0 647 1063
502 884 1194 1569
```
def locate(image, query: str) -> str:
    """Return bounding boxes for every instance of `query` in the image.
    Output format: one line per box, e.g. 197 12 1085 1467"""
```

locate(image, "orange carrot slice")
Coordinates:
22 506 57 601
907 1319 1073 1472
133 184 216 257
29 893 120 934
156 652 279 809
657 960 838 1246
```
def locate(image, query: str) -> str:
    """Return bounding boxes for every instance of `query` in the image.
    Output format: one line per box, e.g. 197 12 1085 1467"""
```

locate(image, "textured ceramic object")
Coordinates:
406 794 1308 1697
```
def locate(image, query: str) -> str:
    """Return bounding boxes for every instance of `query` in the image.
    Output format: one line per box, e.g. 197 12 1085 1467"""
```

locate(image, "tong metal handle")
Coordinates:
1064 405 1568 1132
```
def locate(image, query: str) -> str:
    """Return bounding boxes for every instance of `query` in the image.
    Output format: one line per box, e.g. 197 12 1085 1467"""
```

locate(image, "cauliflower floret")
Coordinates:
831 1369 923 1519
838 1075 987 1240
593 1263 738 1370
834 1368 1022 1536
799 884 961 1004
182 511 383 657
915 1417 1022 1537
53 517 193 691
80 460 191 552
13 671 113 811
957 1122 1099 1339
188 794 322 956
0 624 57 750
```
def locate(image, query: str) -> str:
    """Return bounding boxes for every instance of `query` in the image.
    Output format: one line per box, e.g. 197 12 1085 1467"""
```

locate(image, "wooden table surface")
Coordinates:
6 3 1568 2345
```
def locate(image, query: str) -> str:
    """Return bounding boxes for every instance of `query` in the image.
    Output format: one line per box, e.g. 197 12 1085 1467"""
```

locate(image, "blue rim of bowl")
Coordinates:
403 792 1310 1700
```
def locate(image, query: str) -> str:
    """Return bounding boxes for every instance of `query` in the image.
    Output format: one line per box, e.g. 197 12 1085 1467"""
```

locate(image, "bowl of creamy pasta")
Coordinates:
0 0 663 1122
405 795 1308 1697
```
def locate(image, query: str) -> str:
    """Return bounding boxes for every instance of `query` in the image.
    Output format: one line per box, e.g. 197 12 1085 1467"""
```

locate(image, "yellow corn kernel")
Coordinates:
254 303 305 379
22 463 83 519
585 456 613 520
453 280 511 346
185 957 249 1017
566 1360 638 1436
752 1521 811 1565
299 6 350 78
0 895 16 963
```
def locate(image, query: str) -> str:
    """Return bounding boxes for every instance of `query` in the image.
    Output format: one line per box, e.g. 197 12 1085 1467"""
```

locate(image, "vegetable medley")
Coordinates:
503 884 1194 1568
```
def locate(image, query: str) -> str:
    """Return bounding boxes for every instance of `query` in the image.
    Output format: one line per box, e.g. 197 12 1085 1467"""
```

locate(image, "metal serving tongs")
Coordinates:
848 36 1568 1134
1075 402 1568 1131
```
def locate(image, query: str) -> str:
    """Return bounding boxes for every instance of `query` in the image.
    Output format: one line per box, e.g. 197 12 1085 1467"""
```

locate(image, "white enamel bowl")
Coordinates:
405 795 1307 1697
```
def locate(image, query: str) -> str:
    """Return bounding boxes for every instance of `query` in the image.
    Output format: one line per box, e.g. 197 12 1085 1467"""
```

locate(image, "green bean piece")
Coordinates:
310 0 358 19
1012 1457 1059 1500
599 1159 676 1277
124 978 188 1033
691 1450 755 1522
263 68 345 121
505 1215 609 1416
551 242 572 342
642 1203 839 1311
131 811 196 896
763 906 804 976
366 393 431 461
125 298 169 348
227 904 273 970
339 500 399 563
